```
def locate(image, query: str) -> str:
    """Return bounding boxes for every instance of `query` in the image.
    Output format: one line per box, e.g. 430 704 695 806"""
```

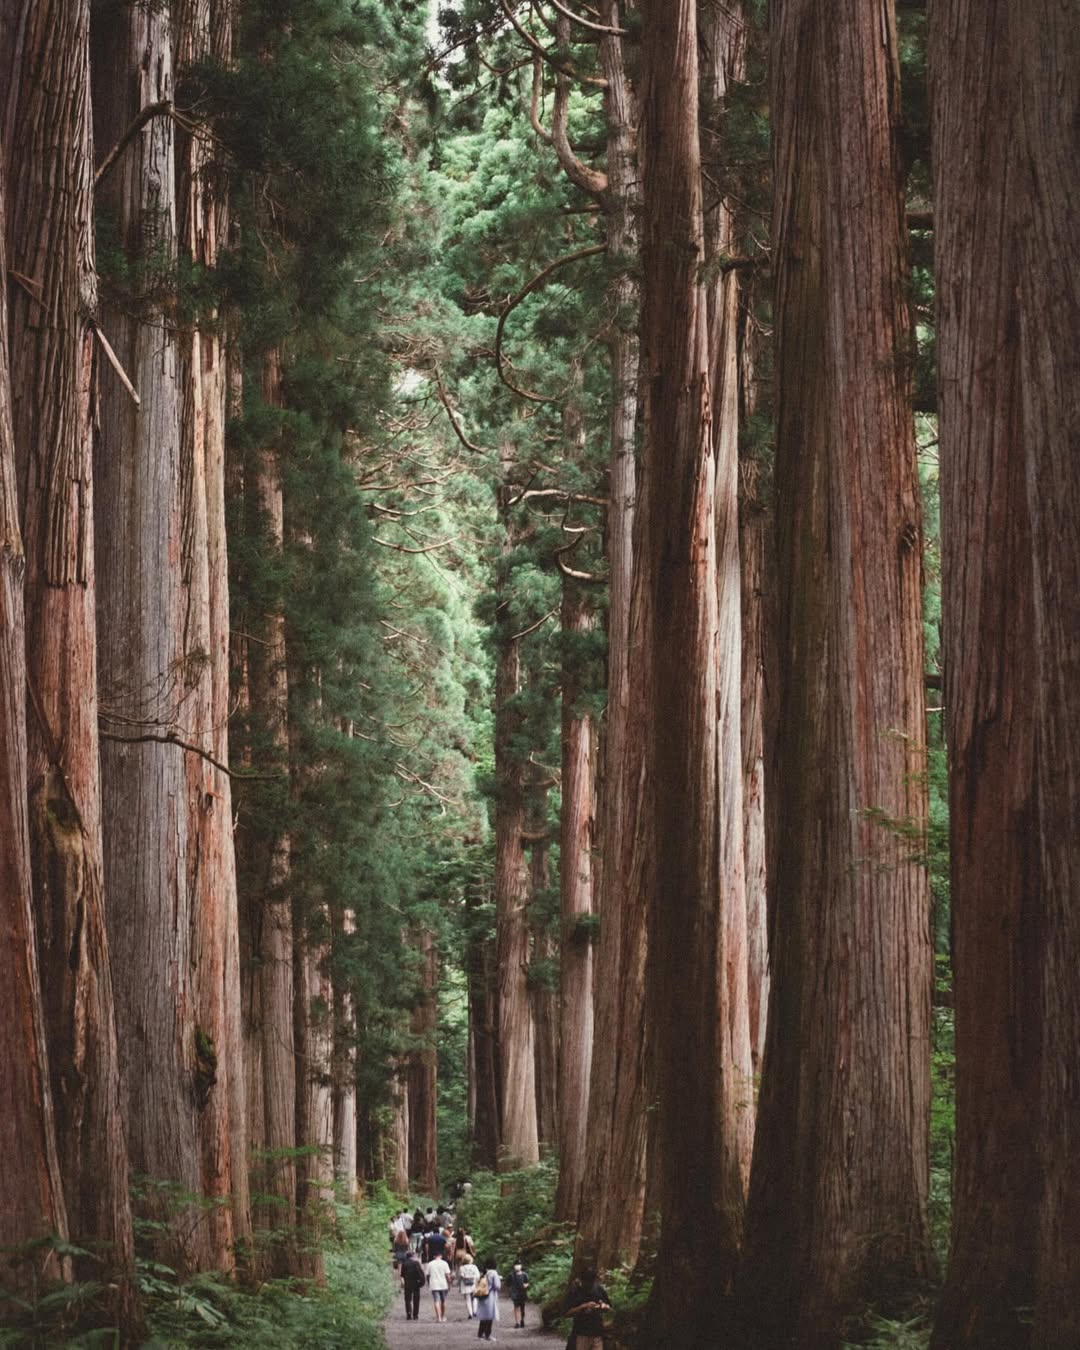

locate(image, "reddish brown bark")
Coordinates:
931 6 1080 1345
92 0 220 1273
576 0 650 1276
639 5 744 1337
740 0 932 1342
332 908 359 1200
467 893 501 1169
528 818 559 1151
0 149 69 1303
3 0 136 1309
175 0 249 1268
928 4 1040 1345
554 582 595 1221
239 351 298 1274
493 523 539 1169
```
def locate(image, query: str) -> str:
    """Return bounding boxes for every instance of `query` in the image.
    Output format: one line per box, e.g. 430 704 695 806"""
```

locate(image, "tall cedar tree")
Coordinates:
92 0 222 1273
639 2 745 1338
3 0 137 1315
931 2 1080 1344
739 0 933 1343
0 142 69 1306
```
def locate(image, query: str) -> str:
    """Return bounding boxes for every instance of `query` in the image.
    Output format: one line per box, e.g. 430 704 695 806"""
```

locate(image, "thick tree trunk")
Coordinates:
332 909 359 1200
467 890 501 1169
293 919 332 1284
639 4 744 1337
92 0 217 1273
0 152 69 1303
577 0 650 1275
3 0 136 1310
740 0 932 1342
386 1064 411 1196
407 928 439 1195
174 0 249 1268
554 582 595 1221
1014 13 1080 1340
494 543 539 1169
700 0 754 1187
239 350 297 1272
928 4 1040 1345
528 818 559 1151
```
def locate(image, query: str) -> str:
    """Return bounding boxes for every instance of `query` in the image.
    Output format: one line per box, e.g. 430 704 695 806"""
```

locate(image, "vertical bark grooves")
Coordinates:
175 0 249 1267
1014 6 1080 1341
407 928 439 1195
742 0 932 1342
92 0 215 1273
4 0 136 1305
467 889 501 1169
332 908 359 1200
640 4 742 1337
293 914 332 1283
240 350 297 1273
528 812 559 1151
577 0 650 1275
0 150 69 1297
701 0 754 1187
929 3 1040 1345
554 582 595 1221
494 585 539 1168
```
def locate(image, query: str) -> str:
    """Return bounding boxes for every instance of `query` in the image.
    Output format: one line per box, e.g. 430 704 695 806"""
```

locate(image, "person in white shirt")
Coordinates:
459 1256 480 1318
426 1254 452 1323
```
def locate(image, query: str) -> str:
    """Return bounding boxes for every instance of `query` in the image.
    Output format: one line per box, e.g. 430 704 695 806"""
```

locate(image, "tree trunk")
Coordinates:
639 4 744 1337
700 0 754 1188
494 532 539 1169
332 908 358 1201
529 815 559 1151
554 581 595 1221
239 350 297 1272
576 0 650 1276
293 917 332 1284
386 1064 410 1196
928 3 1040 1344
3 0 136 1311
740 0 933 1342
467 888 501 1169
174 0 249 1269
92 0 217 1273
0 148 69 1304
1015 13 1080 1339
407 928 439 1196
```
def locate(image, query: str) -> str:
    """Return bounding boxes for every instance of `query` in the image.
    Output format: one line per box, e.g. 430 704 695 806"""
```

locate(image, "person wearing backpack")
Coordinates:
506 1261 530 1328
473 1258 501 1340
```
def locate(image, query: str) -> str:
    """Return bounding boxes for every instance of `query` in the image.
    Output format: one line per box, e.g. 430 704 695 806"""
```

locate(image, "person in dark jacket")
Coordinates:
506 1262 530 1327
564 1268 610 1350
400 1250 426 1321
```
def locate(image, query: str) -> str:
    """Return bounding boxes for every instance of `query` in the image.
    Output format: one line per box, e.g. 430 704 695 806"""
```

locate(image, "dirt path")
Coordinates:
384 1285 562 1349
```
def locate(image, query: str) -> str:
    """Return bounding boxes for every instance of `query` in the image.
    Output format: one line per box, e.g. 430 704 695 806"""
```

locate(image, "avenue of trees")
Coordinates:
1 1 1077 1348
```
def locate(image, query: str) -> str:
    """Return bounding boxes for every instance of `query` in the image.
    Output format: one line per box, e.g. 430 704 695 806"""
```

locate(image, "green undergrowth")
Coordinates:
0 1192 396 1349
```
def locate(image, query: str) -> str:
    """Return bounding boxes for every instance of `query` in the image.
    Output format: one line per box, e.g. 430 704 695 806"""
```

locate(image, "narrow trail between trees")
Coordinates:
384 1286 563 1349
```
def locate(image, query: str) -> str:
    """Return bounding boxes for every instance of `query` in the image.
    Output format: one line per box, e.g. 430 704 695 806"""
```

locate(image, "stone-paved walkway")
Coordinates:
384 1282 562 1349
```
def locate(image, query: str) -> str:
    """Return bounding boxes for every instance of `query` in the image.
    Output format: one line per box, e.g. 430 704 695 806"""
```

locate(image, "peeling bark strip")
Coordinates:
4 0 136 1311
741 0 932 1343
0 147 70 1303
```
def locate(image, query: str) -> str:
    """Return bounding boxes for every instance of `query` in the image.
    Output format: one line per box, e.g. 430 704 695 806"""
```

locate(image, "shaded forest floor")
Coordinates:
384 1290 560 1348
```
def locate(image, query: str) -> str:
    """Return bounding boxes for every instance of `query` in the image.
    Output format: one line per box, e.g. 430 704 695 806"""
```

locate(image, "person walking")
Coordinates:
400 1250 425 1322
427 1250 452 1324
506 1262 530 1328
452 1225 476 1284
474 1258 501 1341
459 1254 480 1318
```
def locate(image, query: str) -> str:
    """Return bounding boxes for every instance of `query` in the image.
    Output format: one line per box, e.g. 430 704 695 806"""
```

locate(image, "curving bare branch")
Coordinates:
498 0 608 87
495 242 607 403
546 0 627 36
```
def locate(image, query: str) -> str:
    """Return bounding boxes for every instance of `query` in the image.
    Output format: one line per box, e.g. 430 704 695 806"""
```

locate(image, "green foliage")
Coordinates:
462 1158 561 1272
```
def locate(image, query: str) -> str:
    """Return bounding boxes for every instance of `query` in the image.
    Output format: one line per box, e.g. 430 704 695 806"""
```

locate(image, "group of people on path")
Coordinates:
389 1205 612 1346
